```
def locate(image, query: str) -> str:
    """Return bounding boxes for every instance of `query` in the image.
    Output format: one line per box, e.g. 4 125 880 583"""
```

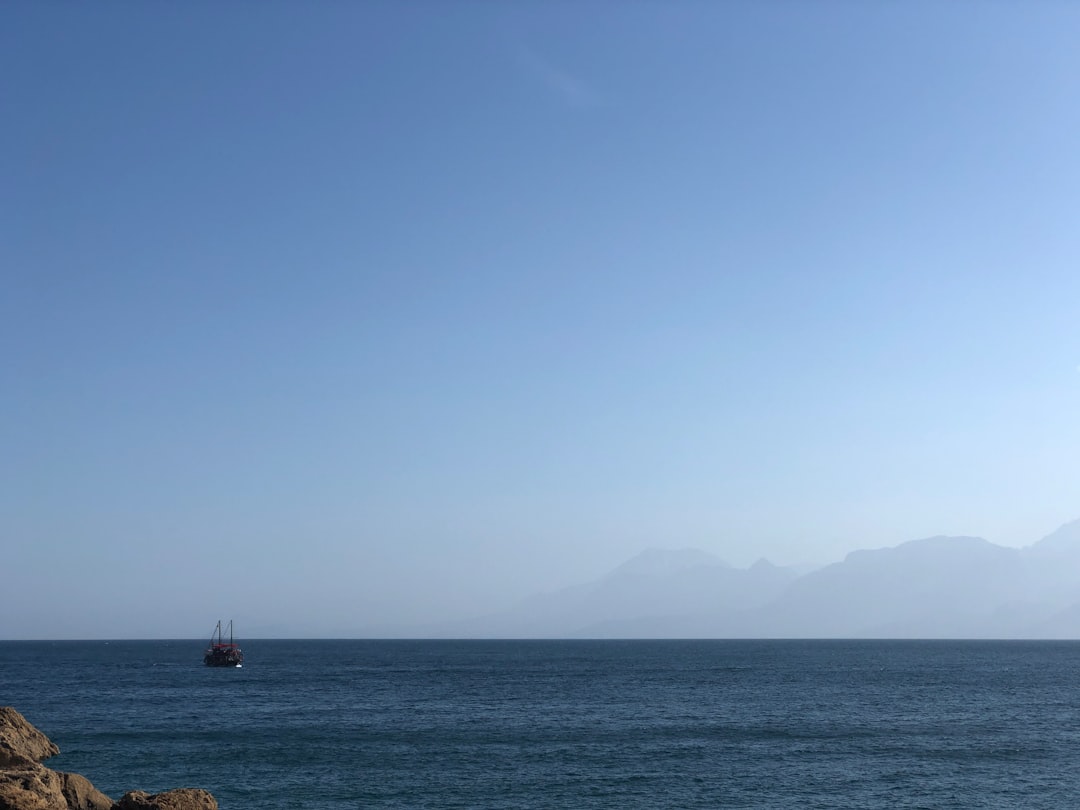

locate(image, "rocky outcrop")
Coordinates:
112 791 216 810
0 708 60 769
0 708 216 810
59 773 113 810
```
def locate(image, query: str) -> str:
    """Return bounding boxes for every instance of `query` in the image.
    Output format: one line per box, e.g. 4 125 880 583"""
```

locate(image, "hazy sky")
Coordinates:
4 2 1079 638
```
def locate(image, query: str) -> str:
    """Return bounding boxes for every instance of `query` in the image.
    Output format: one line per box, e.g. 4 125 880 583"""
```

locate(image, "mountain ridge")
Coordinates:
387 519 1080 639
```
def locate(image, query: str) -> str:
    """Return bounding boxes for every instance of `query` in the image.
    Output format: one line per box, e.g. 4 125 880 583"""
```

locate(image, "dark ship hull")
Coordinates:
203 645 243 667
204 620 243 667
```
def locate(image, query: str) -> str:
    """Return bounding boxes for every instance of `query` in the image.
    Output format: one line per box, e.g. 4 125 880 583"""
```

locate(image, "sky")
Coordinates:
3 1 1079 639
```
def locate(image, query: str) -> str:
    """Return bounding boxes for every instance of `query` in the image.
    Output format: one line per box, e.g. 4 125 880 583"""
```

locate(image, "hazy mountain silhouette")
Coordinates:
746 535 1030 637
421 548 800 638
407 519 1080 638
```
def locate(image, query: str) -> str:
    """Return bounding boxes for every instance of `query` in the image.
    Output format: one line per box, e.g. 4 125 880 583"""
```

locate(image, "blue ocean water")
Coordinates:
3 640 1080 808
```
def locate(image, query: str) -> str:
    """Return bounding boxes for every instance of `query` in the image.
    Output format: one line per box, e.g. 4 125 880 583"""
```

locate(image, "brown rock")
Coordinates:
58 773 112 810
0 709 60 769
0 709 215 810
0 764 68 810
112 790 217 810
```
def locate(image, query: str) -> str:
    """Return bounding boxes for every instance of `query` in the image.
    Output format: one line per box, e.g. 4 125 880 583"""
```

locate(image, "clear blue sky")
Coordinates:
3 2 1078 638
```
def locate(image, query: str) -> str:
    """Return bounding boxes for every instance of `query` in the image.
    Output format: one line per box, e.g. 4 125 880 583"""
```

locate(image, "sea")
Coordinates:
3 639 1080 808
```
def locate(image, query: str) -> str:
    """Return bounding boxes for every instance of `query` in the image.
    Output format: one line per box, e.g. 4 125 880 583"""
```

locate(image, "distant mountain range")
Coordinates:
405 519 1080 639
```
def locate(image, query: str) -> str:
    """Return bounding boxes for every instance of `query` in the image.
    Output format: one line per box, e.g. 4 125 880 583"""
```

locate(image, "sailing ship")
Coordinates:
203 620 244 667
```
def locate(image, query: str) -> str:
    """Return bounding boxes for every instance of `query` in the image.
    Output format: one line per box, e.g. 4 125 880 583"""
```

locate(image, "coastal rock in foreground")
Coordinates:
0 763 111 810
114 790 217 810
0 708 216 810
59 772 113 810
0 707 60 769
